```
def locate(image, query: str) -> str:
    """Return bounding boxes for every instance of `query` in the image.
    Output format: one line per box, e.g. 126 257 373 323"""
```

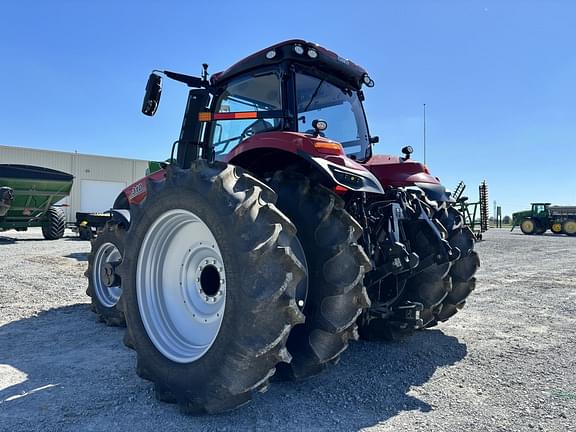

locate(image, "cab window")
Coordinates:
295 72 369 159
211 72 282 156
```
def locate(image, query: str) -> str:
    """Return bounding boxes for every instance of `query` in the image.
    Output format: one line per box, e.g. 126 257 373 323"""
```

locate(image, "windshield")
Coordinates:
295 72 370 159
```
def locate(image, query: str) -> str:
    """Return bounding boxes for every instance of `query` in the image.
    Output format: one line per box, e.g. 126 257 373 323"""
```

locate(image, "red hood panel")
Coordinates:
364 155 441 187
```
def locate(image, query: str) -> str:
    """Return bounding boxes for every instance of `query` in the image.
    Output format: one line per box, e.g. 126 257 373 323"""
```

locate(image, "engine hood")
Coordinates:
364 155 451 201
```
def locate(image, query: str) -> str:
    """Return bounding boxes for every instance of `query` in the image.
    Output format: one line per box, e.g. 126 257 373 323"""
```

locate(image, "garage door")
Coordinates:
80 180 126 213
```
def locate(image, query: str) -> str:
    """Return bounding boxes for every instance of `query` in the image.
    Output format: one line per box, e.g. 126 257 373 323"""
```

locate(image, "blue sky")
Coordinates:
0 1 574 215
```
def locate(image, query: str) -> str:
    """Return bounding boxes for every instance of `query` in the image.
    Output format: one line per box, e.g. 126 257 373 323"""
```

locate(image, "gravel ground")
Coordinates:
0 228 575 431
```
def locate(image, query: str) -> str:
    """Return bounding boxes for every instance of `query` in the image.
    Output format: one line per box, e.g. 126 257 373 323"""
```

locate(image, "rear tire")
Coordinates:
563 220 576 236
119 162 305 414
41 207 65 240
551 222 563 234
86 222 126 326
269 172 371 380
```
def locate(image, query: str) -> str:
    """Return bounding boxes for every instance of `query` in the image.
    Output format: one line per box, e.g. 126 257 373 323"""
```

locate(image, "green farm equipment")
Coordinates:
453 180 489 240
512 203 576 236
0 164 73 239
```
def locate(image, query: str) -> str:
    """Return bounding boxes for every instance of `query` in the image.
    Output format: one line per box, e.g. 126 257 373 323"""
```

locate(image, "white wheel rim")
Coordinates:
93 242 122 308
137 209 226 363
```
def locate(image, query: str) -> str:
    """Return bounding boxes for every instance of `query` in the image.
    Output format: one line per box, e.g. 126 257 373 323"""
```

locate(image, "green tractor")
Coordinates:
512 203 576 236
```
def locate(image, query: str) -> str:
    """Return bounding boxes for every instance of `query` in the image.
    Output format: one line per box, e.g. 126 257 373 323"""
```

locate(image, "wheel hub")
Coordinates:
93 242 122 308
101 261 121 287
137 209 226 363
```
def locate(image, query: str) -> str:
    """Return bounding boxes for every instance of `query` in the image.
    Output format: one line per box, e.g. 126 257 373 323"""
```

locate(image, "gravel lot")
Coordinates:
1 228 574 431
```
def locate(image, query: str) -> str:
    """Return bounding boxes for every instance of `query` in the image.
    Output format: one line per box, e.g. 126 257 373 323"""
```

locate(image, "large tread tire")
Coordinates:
85 222 126 327
118 161 305 414
359 205 479 340
358 206 452 342
427 207 480 326
269 172 371 380
562 220 576 236
41 207 66 240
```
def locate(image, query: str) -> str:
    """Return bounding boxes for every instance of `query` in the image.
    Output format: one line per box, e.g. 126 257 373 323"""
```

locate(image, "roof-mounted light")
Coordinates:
362 73 375 87
294 44 304 55
307 48 318 59
265 49 276 60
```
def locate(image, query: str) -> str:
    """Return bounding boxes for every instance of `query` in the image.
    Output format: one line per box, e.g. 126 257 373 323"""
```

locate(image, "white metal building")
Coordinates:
0 144 149 222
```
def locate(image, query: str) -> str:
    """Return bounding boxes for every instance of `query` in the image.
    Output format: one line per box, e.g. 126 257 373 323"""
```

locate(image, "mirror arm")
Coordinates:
163 70 209 88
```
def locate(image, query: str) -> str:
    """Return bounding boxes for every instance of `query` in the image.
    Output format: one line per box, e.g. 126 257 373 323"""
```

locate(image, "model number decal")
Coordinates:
128 182 145 200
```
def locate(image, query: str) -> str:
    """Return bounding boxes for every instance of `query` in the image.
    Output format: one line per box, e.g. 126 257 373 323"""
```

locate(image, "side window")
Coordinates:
211 73 282 156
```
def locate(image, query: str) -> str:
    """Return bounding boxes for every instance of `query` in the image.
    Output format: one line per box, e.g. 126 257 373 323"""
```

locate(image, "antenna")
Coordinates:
423 103 427 165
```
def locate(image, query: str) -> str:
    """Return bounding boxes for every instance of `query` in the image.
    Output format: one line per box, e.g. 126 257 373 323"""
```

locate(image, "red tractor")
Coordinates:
86 40 479 414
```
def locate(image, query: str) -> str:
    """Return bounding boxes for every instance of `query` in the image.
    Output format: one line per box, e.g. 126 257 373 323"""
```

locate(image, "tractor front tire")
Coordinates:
41 207 66 240
269 172 371 380
86 222 126 326
119 162 305 414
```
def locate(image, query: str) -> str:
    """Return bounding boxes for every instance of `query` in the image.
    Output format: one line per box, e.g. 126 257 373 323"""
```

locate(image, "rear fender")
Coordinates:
299 152 384 194
112 169 167 217
225 131 385 194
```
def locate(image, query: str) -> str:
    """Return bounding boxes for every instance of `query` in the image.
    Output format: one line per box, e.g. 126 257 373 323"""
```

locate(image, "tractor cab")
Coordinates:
530 202 551 217
204 40 375 163
141 40 447 199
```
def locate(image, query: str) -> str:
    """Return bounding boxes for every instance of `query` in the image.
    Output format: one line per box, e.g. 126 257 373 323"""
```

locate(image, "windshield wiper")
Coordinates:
302 79 325 113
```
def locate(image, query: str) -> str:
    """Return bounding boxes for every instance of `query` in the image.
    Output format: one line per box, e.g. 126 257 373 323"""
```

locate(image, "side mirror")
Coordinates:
142 73 162 116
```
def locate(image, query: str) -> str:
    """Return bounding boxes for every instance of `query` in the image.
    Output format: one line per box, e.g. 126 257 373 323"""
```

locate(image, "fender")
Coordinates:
112 169 167 216
224 131 385 194
297 152 384 194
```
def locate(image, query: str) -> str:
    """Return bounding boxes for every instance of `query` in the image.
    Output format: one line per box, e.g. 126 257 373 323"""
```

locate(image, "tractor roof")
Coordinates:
211 39 370 91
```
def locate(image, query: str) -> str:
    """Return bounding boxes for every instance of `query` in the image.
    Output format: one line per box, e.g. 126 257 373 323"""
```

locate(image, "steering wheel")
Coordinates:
240 119 273 142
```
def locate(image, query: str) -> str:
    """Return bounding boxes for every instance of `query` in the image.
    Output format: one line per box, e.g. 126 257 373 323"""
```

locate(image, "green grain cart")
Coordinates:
511 202 576 236
0 164 73 239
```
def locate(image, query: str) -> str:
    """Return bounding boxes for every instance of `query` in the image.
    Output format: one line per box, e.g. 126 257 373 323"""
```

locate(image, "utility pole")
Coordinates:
423 103 427 165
